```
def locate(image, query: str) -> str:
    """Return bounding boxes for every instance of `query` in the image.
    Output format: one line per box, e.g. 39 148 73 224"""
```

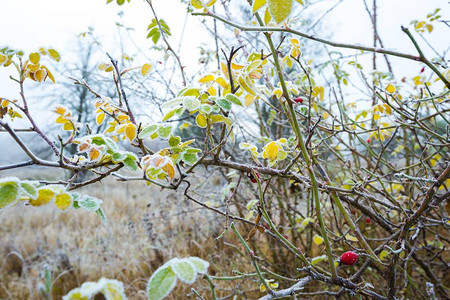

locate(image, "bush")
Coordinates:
0 1 449 299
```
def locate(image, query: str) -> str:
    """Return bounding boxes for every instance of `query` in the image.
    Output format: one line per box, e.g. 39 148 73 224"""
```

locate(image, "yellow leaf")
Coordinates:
29 52 40 65
244 94 256 107
89 147 101 161
162 163 175 180
263 141 279 161
125 123 137 141
345 234 358 242
35 69 47 82
29 188 54 206
252 0 267 14
1 99 9 108
54 106 68 115
39 47 47 55
207 85 217 96
56 116 67 124
63 122 74 131
0 54 7 65
379 249 390 260
96 113 106 125
98 63 108 71
386 84 396 94
313 235 324 245
55 193 72 210
191 0 203 9
141 63 152 76
215 77 228 89
199 74 215 83
48 49 61 62
41 65 55 83
268 0 293 24
105 66 114 72
231 63 244 70
196 113 207 128
264 7 272 24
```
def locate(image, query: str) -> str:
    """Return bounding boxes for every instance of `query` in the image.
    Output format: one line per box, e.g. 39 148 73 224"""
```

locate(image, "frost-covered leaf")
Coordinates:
169 135 181 147
139 125 158 139
78 196 102 212
252 0 267 13
187 257 209 274
147 266 177 300
268 0 293 23
55 193 73 211
170 258 197 284
0 179 19 209
225 94 243 106
29 188 55 206
183 96 201 112
195 113 207 128
20 181 38 199
157 125 172 139
215 98 232 111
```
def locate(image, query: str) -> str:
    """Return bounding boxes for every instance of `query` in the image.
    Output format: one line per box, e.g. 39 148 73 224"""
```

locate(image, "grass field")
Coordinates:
0 167 262 299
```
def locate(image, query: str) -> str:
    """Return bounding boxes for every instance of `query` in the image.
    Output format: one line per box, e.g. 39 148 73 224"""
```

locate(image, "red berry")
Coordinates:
365 217 371 224
295 97 303 104
340 251 358 265
367 138 371 144
250 172 260 183
420 67 425 73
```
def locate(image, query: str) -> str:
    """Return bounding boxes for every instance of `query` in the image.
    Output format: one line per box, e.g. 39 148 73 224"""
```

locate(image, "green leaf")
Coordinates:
215 98 232 111
117 0 125 5
157 125 172 139
111 152 127 163
183 96 201 112
162 108 177 122
182 152 197 165
78 196 102 212
225 94 243 106
268 0 293 23
169 135 181 147
170 258 196 284
139 125 158 139
147 266 177 300
311 255 327 265
199 104 213 114
0 180 19 209
187 257 209 274
123 156 138 171
20 181 38 199
95 208 107 224
161 98 183 109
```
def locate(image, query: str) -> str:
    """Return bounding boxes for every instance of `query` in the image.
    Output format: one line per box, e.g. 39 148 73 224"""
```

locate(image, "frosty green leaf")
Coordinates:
139 125 158 139
147 266 177 300
170 258 196 284
215 98 232 111
225 94 243 106
183 96 201 112
187 257 209 274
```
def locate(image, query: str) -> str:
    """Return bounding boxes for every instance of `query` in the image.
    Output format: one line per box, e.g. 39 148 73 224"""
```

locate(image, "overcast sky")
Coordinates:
1 0 448 94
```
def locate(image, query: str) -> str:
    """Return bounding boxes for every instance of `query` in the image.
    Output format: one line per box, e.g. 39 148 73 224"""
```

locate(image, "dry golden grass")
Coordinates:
0 168 263 300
